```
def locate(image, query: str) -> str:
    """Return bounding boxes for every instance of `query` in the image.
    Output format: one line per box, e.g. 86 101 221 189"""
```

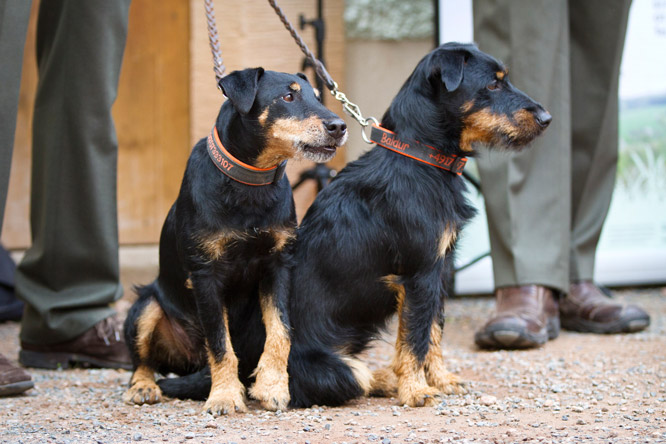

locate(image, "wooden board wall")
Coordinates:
114 0 190 244
1 0 190 248
0 0 38 250
2 0 345 249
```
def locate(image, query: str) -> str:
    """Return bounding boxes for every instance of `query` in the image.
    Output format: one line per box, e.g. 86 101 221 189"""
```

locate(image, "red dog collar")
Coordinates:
207 127 286 186
370 125 467 175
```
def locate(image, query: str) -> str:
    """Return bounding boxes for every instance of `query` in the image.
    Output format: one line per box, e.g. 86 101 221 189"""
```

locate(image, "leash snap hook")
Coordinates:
361 117 379 144
329 82 377 143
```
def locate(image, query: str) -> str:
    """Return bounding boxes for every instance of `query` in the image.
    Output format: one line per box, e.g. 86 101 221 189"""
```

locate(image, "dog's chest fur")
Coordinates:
198 227 293 264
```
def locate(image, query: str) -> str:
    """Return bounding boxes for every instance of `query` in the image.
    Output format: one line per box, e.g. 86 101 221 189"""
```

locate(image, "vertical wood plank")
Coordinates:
1 0 38 249
115 0 191 244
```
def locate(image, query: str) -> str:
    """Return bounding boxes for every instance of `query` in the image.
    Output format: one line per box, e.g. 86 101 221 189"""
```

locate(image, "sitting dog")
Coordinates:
154 43 551 409
283 42 552 408
122 67 347 415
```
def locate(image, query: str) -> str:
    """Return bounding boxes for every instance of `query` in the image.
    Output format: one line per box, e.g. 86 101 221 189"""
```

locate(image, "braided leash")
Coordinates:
267 0 335 90
266 0 377 141
205 0 226 84
204 0 376 142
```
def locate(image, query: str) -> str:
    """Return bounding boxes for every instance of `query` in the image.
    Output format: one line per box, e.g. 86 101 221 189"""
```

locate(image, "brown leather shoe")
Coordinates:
0 353 33 396
19 314 131 370
475 285 560 349
560 282 650 333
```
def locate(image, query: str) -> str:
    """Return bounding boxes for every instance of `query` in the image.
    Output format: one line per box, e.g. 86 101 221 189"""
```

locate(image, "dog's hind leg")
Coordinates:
369 367 398 398
123 295 164 405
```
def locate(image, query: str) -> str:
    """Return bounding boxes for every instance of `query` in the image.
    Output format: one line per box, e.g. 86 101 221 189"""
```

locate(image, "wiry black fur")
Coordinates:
284 42 551 407
157 43 551 408
123 67 346 413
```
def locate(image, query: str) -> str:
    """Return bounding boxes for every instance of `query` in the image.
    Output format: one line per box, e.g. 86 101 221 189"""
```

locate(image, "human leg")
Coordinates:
0 0 33 396
16 0 132 362
472 0 570 348
568 0 630 281
561 0 649 333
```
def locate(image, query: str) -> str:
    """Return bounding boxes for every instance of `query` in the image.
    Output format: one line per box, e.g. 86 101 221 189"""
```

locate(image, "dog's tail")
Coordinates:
287 345 372 408
157 368 210 401
156 346 371 407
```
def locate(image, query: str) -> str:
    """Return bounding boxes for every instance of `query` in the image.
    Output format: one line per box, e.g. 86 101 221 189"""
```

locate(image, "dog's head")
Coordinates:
218 68 347 167
393 43 551 153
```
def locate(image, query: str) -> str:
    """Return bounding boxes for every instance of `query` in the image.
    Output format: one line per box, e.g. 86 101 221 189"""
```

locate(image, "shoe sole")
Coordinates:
0 380 34 397
475 328 547 349
475 316 560 350
19 350 132 371
561 316 650 334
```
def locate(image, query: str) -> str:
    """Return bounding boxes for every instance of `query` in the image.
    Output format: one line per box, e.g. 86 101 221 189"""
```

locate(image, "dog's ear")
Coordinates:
431 49 469 92
296 72 310 83
218 67 265 114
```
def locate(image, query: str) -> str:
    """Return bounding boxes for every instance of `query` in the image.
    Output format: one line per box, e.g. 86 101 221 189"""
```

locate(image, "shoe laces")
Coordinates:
95 316 123 346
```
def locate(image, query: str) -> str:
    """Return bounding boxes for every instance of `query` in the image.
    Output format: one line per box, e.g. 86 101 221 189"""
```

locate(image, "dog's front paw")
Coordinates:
398 383 441 407
249 369 290 411
427 370 467 395
123 381 162 405
204 387 247 416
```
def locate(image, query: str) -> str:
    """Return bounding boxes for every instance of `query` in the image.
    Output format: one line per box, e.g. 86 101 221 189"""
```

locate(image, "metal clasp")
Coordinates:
329 82 378 144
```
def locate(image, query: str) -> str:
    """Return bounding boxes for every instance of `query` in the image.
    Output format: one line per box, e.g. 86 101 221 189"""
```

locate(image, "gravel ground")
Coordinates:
1 267 664 443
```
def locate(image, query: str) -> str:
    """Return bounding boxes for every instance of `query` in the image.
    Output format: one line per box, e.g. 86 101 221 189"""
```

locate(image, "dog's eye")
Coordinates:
487 80 501 91
282 93 295 102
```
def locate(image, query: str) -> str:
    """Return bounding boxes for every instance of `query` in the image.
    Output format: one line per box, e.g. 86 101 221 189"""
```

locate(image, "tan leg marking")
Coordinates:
383 276 439 407
248 294 291 411
370 367 398 397
123 300 163 405
204 310 247 416
123 366 162 405
424 321 466 395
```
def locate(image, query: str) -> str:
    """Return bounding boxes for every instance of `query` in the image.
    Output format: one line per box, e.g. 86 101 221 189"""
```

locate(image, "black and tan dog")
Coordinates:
154 43 551 409
282 42 552 408
122 67 347 415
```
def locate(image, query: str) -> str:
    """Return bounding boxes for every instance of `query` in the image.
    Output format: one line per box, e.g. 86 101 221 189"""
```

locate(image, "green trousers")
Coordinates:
472 0 631 292
0 0 131 344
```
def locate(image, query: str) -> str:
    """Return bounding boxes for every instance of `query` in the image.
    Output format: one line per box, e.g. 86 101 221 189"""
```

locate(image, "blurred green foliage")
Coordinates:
345 0 434 40
618 101 666 196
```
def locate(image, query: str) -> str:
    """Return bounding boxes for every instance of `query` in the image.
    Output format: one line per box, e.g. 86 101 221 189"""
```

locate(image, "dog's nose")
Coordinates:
324 119 347 139
535 109 552 128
